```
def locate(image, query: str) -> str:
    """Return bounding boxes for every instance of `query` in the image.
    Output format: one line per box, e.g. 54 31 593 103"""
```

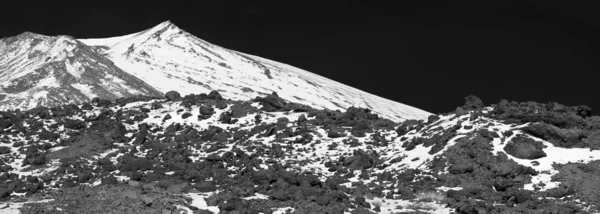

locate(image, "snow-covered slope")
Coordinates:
78 21 431 122
0 32 163 110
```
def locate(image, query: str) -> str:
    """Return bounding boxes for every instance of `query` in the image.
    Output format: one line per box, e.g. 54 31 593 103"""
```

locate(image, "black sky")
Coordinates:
1 1 599 114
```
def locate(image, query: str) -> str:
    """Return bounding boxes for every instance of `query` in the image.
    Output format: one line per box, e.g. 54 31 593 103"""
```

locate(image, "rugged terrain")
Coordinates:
0 32 163 110
0 21 431 122
0 91 599 213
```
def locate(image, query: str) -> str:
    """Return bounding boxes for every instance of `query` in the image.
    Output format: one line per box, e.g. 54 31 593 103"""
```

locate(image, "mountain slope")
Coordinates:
79 21 431 122
0 94 598 213
0 32 163 110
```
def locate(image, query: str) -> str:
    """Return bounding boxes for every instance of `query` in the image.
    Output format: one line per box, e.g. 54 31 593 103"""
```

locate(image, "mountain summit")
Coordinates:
0 21 430 121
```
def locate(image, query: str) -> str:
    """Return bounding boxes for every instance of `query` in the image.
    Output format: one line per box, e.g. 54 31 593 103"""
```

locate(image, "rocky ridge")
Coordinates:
0 32 163 110
0 92 598 213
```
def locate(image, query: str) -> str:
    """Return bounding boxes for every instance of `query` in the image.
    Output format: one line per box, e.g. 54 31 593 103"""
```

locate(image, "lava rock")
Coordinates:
324 176 348 190
463 95 484 110
351 207 376 214
343 150 376 170
0 146 10 155
297 114 307 123
396 120 420 136
504 135 547 159
200 106 215 115
522 123 587 148
448 163 473 174
514 190 532 203
207 91 223 100
0 188 10 198
493 178 514 191
181 112 192 119
397 169 417 183
327 127 345 138
195 181 217 192
255 92 286 111
350 129 366 138
101 175 119 185
427 115 441 124
165 91 181 101
215 102 228 110
217 197 245 211
95 99 112 108
64 119 86 130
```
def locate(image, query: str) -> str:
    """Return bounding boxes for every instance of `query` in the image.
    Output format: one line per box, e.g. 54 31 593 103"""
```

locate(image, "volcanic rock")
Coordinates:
165 91 181 101
504 135 547 159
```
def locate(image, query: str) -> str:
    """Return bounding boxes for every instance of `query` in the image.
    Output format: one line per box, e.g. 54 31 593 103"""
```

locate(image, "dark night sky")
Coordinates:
1 1 599 114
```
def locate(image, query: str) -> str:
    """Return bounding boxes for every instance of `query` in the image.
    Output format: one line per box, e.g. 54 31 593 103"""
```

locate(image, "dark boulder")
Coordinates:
165 91 181 101
427 115 441 124
218 198 248 212
491 161 537 177
342 150 376 170
29 107 52 119
101 175 119 185
0 146 11 155
504 135 547 159
324 176 348 190
181 112 192 119
195 181 217 192
215 102 228 110
0 188 9 198
200 106 215 115
120 158 153 172
195 210 214 214
316 195 333 206
208 90 223 100
297 114 307 123
351 129 366 137
327 127 345 138
255 92 286 111
448 163 473 174
39 130 60 140
151 102 163 110
397 169 417 183
463 95 484 110
230 104 248 118
493 178 514 191
396 120 420 136
81 103 93 110
0 117 14 129
513 190 531 203
64 119 86 130
522 123 587 148
95 99 112 108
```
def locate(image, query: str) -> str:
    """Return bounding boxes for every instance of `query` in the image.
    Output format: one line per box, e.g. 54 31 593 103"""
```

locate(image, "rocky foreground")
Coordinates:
0 91 599 213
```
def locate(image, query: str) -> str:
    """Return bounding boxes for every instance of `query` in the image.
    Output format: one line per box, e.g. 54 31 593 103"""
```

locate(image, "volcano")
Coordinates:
0 21 431 122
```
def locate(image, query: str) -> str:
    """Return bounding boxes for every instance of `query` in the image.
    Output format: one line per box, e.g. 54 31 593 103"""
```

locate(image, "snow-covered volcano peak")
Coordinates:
78 21 432 122
150 20 178 31
80 20 183 53
1 21 431 121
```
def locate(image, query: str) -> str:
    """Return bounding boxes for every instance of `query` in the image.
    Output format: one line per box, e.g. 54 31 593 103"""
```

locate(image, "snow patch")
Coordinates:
71 83 96 99
32 91 48 99
185 192 220 213
65 60 85 78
